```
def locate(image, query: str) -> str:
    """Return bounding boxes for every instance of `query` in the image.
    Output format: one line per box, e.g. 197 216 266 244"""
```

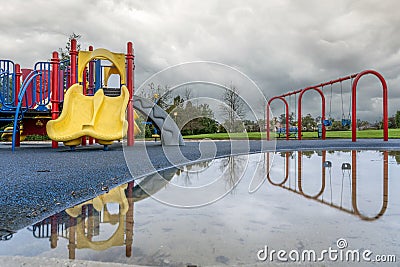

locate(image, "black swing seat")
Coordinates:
341 163 351 170
323 161 332 168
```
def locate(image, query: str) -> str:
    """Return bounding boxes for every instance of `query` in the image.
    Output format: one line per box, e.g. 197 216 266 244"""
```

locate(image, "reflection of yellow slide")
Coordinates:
66 184 129 218
65 184 129 250
1 126 26 141
46 84 130 146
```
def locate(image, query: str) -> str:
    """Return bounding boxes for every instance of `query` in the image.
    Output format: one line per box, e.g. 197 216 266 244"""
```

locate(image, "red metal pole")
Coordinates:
88 46 94 145
352 74 358 142
88 46 94 94
284 98 289 140
267 96 290 140
126 181 134 257
81 68 87 146
266 103 270 140
383 79 388 141
15 64 21 106
277 73 359 99
298 92 303 140
82 67 87 94
126 42 134 146
352 70 388 142
51 51 60 148
70 39 78 86
15 64 21 147
50 215 58 248
321 91 326 140
297 87 326 140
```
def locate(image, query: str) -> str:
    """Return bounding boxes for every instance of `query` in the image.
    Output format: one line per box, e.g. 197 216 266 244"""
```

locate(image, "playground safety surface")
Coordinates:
1 139 400 233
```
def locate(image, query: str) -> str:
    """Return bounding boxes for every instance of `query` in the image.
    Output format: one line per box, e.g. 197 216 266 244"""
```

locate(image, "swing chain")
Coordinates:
348 77 352 120
329 83 333 119
340 81 345 119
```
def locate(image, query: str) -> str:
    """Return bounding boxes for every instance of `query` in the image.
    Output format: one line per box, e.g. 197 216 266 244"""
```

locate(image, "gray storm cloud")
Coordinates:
0 0 399 121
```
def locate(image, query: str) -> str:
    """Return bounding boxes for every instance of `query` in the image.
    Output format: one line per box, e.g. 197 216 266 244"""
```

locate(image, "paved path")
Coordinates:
1 139 400 232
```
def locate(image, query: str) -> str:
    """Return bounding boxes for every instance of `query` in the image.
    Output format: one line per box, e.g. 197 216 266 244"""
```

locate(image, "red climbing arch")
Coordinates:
297 87 326 140
266 96 289 140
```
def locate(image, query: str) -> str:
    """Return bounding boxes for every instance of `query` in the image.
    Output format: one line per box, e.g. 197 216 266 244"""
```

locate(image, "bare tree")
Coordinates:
220 84 246 133
142 82 172 110
58 33 81 61
183 87 193 101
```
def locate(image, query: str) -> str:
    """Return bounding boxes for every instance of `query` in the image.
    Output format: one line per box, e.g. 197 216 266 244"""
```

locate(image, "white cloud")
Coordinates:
1 0 399 121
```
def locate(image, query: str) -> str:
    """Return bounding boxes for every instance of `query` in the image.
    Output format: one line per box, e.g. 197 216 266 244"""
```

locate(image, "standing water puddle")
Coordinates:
0 150 399 266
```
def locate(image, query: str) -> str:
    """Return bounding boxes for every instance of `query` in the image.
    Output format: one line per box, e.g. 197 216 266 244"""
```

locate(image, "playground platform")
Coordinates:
1 139 400 233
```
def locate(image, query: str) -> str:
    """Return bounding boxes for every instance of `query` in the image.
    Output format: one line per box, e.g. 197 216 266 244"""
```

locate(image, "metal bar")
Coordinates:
126 42 134 146
276 73 359 99
11 71 41 151
266 96 290 140
70 39 78 86
351 70 388 142
297 87 326 140
51 52 60 148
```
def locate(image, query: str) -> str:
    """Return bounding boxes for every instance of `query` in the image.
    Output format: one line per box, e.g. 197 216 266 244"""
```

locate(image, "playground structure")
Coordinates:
0 39 184 151
266 70 388 142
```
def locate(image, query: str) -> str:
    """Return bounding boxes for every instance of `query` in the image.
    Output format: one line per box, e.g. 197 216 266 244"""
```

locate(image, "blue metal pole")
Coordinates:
95 60 101 92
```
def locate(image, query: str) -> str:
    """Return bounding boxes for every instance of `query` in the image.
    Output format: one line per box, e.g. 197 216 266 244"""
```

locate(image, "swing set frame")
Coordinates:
266 69 388 142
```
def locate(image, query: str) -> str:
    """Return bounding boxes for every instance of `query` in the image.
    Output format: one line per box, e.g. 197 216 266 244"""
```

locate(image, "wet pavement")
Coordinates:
1 139 400 233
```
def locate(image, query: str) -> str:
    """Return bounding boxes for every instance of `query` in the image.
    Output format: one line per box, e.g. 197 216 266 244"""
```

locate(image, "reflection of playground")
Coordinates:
266 150 389 221
30 169 177 259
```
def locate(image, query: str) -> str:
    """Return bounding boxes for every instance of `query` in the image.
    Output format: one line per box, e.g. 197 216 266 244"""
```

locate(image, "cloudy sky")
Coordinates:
1 0 399 122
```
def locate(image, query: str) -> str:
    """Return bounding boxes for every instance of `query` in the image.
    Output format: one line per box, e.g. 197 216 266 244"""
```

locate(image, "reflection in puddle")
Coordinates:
0 150 399 266
267 151 389 221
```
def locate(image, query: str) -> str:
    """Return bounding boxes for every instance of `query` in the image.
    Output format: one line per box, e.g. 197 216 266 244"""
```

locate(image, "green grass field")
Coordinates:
183 129 400 140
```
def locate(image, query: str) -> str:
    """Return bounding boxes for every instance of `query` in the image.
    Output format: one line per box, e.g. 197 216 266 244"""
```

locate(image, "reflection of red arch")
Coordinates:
351 70 388 142
298 87 326 140
351 150 388 220
266 96 289 140
297 151 326 199
266 152 290 185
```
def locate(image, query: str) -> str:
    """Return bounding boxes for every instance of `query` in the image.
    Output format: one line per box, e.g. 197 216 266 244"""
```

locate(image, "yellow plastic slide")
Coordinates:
47 84 134 146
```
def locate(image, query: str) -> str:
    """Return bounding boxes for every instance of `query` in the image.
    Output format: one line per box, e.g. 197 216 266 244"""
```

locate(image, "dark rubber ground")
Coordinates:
1 139 400 233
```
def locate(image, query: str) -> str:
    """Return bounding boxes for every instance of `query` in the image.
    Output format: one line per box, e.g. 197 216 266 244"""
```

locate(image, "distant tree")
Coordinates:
183 87 192 101
279 113 286 125
315 115 322 125
243 120 259 132
278 112 295 127
388 116 397 129
58 33 81 61
257 119 266 132
269 116 278 131
301 114 316 131
371 121 383 129
220 84 246 133
174 101 217 135
395 110 400 128
142 82 172 110
330 119 351 131
357 120 370 130
302 151 315 158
